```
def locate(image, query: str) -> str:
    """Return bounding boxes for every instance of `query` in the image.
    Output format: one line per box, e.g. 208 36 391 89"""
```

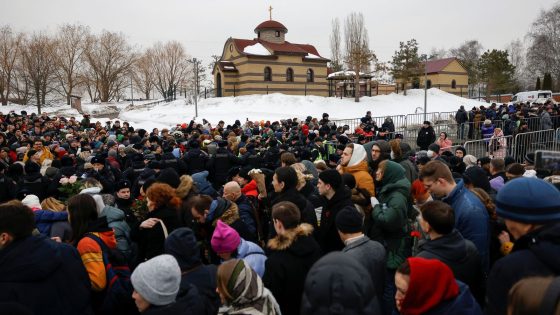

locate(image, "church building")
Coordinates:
213 14 329 97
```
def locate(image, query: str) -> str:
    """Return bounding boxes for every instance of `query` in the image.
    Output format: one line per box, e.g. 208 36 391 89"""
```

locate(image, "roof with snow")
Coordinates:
327 70 373 80
423 57 462 74
233 38 328 60
217 61 238 72
254 20 288 33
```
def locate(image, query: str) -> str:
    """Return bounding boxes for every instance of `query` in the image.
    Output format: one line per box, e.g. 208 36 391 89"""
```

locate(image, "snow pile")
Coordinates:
327 70 367 78
244 43 271 55
306 53 324 59
118 89 486 129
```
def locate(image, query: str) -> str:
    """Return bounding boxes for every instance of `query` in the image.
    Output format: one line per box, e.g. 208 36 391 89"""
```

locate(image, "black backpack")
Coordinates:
86 233 137 315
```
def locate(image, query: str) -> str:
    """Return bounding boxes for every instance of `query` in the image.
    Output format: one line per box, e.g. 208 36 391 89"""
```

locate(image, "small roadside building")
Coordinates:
398 57 469 96
213 19 329 97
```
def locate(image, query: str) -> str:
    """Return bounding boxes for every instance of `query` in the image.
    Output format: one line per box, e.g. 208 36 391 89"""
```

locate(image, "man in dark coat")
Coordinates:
416 200 484 304
263 201 321 315
0 162 16 203
316 169 354 253
182 140 208 175
486 178 560 315
0 201 92 315
455 105 469 140
207 141 240 190
416 121 436 151
336 206 386 297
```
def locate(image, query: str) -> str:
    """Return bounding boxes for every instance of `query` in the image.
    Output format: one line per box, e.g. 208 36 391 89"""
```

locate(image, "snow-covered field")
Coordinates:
0 89 487 130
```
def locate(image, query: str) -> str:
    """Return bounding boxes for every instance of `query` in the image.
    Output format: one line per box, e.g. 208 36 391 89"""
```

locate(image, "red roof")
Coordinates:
254 20 288 33
423 57 457 74
232 38 327 60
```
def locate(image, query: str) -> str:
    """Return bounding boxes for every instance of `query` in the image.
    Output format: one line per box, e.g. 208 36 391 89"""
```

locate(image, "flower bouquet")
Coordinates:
58 175 81 200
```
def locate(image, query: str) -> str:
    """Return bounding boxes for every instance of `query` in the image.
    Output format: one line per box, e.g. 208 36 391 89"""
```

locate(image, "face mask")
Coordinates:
390 151 395 160
427 150 434 158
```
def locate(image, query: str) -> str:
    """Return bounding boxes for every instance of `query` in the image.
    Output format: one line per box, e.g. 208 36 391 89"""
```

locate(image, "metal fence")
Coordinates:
463 135 513 159
511 129 559 162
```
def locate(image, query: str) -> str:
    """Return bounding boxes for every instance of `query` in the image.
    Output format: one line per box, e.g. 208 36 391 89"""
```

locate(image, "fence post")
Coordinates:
267 85 269 95
204 87 207 99
305 83 307 96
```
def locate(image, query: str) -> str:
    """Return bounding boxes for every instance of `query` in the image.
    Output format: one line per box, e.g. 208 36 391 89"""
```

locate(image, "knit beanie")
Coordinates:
496 177 560 223
211 220 241 254
22 194 41 210
164 228 201 270
348 144 367 167
131 254 181 306
335 206 364 233
463 155 477 168
318 169 342 190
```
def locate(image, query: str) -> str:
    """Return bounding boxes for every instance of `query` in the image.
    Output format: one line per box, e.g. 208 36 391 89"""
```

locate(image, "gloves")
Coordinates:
370 197 380 208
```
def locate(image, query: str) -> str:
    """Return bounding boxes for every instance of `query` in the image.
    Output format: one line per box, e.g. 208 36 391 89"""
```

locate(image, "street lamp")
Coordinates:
187 58 199 118
129 72 134 106
422 54 428 123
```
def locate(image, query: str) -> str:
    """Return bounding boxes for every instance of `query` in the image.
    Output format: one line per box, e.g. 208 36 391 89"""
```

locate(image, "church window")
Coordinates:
451 79 457 89
306 68 314 82
275 31 280 37
264 67 272 81
427 79 432 89
286 68 294 82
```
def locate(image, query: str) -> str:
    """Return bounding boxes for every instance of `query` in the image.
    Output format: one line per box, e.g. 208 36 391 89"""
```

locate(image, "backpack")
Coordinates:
86 233 136 315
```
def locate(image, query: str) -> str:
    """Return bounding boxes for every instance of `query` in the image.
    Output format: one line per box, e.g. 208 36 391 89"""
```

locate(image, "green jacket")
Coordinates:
369 161 411 269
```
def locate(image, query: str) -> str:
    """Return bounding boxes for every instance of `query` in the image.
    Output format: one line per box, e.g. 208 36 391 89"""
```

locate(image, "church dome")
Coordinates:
254 20 288 34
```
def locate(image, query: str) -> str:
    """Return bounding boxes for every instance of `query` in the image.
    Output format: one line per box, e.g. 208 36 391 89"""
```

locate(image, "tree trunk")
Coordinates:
354 72 360 102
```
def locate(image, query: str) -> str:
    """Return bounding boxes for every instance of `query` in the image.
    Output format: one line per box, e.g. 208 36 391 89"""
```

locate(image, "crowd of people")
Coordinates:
0 105 559 315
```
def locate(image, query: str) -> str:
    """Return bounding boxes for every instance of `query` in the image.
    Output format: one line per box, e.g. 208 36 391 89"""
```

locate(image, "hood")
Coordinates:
267 223 316 256
301 252 380 314
343 159 370 174
80 186 102 195
348 144 367 167
80 188 105 215
373 140 391 159
301 160 319 179
241 179 258 197
192 170 214 195
238 238 264 257
463 166 491 192
101 205 125 223
400 142 413 158
418 230 470 262
165 227 201 270
0 235 62 282
380 161 410 195
208 198 239 226
157 168 180 189
176 175 194 199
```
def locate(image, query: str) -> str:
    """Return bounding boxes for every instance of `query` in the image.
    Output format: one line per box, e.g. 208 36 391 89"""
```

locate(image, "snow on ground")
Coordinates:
119 89 487 129
1 90 487 130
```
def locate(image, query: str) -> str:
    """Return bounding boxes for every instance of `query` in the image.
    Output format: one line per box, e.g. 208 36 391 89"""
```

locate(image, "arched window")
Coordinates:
286 68 294 82
306 68 314 82
451 79 457 89
264 67 272 81
427 79 432 89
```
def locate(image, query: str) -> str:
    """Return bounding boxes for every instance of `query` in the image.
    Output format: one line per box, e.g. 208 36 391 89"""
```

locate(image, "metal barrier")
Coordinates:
463 135 513 159
512 129 559 162
405 112 440 128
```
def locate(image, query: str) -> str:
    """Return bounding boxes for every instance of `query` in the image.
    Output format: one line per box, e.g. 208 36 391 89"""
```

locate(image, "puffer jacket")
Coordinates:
341 159 376 197
237 238 267 277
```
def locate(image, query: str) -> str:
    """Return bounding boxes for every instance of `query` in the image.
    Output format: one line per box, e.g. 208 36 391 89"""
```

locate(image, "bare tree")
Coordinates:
330 18 343 72
54 23 89 105
450 40 483 85
150 41 189 100
428 47 448 60
133 50 155 100
10 49 32 105
343 12 376 102
83 31 136 102
507 39 529 91
0 26 24 105
22 33 57 113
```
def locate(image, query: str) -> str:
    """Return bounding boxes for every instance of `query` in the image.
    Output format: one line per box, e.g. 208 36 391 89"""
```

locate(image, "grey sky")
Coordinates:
3 0 557 66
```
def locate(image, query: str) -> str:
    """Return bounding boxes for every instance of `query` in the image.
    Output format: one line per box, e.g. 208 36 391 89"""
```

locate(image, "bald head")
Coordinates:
223 181 241 201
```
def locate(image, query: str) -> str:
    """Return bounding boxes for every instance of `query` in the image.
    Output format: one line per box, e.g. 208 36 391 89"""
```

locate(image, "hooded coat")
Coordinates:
301 252 381 315
0 235 92 315
317 186 354 253
341 144 376 197
369 161 411 269
263 223 322 315
486 223 560 315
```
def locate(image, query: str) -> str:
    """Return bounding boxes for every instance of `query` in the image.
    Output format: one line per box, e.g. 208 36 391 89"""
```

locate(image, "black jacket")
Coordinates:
183 148 208 175
0 174 17 203
0 235 92 315
417 229 484 303
416 126 436 150
271 188 318 234
208 148 239 188
263 223 322 315
485 223 560 315
20 172 49 200
317 186 354 253
131 206 181 263
143 283 204 315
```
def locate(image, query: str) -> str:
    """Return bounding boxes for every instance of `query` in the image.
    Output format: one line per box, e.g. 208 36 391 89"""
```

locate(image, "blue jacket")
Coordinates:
237 238 267 277
0 235 92 315
235 194 257 238
425 281 482 315
34 210 68 236
481 125 494 143
101 205 132 258
443 180 490 271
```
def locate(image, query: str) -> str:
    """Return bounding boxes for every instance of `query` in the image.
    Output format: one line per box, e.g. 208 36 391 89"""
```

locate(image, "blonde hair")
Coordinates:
291 163 314 190
40 197 66 212
81 177 103 189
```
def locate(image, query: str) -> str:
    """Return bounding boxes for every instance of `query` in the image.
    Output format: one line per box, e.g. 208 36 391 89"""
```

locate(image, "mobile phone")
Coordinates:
535 150 560 173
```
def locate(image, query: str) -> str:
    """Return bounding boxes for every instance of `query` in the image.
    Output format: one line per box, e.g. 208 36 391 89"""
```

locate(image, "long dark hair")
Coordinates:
67 194 98 244
275 167 298 192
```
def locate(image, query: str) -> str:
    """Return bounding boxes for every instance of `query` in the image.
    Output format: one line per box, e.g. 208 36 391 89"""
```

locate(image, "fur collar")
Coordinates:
267 223 314 250
176 175 194 199
212 202 240 226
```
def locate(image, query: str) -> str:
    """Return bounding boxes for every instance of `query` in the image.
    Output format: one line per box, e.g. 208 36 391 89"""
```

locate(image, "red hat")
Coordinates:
302 124 309 136
410 179 428 201
401 257 459 315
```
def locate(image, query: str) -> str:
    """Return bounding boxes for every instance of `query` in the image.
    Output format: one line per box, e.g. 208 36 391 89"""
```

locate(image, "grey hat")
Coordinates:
131 254 181 306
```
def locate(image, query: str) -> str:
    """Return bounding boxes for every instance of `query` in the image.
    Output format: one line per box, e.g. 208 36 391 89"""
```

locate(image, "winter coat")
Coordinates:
416 126 436 151
369 161 411 269
341 159 376 197
423 281 483 315
541 111 553 130
489 172 508 192
486 223 560 315
417 229 484 303
20 172 49 200
0 235 92 315
143 283 204 315
183 148 208 175
209 198 257 244
263 223 322 315
34 210 71 241
436 138 453 153
237 238 267 278
176 174 197 228
392 154 418 184
100 205 132 258
235 194 258 239
488 131 507 159
342 235 387 297
0 174 17 203
455 109 469 124
443 180 490 272
481 124 494 143
271 188 319 232
131 205 181 262
317 186 354 253
208 147 240 188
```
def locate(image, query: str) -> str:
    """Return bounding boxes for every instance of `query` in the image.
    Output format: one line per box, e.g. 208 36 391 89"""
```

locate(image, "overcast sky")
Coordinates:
3 0 558 65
